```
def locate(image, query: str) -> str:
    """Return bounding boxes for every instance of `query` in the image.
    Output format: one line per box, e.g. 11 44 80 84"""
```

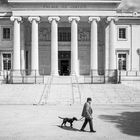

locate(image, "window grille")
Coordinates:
119 28 126 39
3 53 11 70
58 27 71 41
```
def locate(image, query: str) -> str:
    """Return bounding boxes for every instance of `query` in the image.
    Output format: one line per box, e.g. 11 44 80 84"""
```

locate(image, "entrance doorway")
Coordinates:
58 51 71 76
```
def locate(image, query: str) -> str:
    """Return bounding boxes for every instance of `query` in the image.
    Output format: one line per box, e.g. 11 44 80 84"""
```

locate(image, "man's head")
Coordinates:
87 97 92 104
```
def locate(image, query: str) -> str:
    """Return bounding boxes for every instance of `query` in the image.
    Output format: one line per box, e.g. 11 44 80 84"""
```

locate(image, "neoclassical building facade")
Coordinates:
0 0 140 80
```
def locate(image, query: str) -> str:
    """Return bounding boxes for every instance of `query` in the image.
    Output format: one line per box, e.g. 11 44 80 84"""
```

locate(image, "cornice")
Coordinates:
8 0 121 4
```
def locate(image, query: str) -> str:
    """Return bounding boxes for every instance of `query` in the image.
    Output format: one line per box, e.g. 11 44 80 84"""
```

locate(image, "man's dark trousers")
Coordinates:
81 118 93 131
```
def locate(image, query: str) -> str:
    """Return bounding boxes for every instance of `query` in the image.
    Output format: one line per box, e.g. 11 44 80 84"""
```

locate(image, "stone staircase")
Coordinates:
80 84 140 104
71 76 81 104
0 77 140 105
46 76 81 105
0 84 45 105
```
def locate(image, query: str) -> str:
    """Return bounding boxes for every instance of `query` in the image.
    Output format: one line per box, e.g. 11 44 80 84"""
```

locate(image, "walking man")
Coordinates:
80 97 96 132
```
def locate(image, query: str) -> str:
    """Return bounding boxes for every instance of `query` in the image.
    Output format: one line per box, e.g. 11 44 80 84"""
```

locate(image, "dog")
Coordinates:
58 116 78 128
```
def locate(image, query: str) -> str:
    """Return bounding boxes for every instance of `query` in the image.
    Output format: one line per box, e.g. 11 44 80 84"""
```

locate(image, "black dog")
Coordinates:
58 116 78 128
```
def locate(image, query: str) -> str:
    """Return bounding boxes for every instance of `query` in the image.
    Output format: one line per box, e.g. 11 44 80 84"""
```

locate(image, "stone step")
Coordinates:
0 85 45 105
0 80 140 105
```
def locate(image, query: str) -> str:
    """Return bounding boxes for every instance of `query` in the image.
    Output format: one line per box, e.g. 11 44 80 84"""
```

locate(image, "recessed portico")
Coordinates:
11 15 103 76
1 0 127 81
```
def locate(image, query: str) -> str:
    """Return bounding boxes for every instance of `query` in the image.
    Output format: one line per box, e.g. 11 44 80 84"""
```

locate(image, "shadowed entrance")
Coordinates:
58 51 71 76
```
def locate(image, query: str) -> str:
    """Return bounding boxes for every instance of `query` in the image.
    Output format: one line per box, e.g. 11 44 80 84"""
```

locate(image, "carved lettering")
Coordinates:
43 4 86 9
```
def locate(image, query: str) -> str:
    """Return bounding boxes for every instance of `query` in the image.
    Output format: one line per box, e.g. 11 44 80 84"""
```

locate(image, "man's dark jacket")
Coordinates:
81 102 93 119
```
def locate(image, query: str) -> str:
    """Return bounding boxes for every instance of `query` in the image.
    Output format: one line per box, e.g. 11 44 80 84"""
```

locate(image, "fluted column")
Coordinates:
89 17 100 76
10 16 22 74
68 17 80 76
28 17 40 75
21 23 25 74
107 17 118 71
48 17 60 76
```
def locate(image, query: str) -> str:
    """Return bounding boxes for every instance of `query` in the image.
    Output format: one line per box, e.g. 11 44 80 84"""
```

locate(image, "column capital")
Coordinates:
28 16 40 23
107 17 118 23
10 16 22 22
68 17 80 23
88 17 100 22
48 16 60 23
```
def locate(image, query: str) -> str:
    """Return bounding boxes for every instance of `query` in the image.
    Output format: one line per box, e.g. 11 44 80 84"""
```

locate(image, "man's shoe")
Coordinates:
90 130 96 133
80 129 85 132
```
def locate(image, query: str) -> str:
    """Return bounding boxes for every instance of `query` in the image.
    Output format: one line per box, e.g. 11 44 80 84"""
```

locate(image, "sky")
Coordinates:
119 0 140 11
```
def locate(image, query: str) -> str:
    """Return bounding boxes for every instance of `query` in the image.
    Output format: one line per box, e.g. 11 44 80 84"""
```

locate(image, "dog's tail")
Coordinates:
58 116 64 119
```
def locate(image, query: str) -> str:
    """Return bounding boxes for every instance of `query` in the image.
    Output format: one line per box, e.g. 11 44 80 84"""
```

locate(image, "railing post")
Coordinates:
91 69 93 84
104 69 106 84
118 69 121 84
43 75 44 84
35 70 36 84
118 59 122 84
22 70 23 84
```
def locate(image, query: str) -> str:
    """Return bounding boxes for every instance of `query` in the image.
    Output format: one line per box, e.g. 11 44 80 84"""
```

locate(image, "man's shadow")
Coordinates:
57 125 88 132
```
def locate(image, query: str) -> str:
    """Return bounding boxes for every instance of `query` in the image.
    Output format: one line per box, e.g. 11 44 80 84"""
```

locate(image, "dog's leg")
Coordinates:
70 123 73 128
61 122 64 127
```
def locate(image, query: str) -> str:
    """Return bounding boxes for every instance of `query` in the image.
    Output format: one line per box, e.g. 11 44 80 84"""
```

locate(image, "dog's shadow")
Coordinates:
57 125 81 132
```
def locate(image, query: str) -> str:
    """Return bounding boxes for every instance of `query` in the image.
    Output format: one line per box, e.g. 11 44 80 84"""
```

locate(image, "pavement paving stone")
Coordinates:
0 105 140 140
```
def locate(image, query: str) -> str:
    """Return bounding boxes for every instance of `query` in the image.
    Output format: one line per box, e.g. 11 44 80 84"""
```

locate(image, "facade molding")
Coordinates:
107 16 118 22
12 10 118 17
88 17 100 22
48 16 60 23
68 17 80 22
8 0 121 4
28 16 40 23
10 16 22 22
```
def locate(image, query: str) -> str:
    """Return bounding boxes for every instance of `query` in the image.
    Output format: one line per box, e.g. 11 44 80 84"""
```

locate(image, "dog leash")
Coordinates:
77 117 84 121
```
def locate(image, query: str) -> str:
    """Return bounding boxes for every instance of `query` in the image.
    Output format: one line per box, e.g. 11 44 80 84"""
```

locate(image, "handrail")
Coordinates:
45 76 53 104
37 76 52 105
37 84 48 105
75 75 81 104
71 76 74 104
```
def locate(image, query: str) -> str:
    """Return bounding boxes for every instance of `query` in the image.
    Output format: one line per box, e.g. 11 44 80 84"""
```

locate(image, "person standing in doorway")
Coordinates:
80 97 96 133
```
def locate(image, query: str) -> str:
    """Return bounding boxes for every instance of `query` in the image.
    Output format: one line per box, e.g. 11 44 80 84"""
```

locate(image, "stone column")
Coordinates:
107 17 118 71
28 17 40 75
89 17 100 76
68 17 80 76
20 23 25 75
10 16 22 74
48 17 60 76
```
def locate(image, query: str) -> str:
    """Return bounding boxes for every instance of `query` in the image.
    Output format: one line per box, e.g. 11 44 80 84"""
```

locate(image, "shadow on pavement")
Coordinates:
99 112 140 136
57 125 82 132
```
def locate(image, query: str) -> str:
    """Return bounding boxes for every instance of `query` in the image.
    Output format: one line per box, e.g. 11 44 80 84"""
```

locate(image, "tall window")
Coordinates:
58 27 71 41
3 53 12 70
118 53 127 70
3 28 11 40
118 28 127 40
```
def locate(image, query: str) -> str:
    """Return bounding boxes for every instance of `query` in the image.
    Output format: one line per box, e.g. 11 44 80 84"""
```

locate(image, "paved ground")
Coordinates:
0 104 140 140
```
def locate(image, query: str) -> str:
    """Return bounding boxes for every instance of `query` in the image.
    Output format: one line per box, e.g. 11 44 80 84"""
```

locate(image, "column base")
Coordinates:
70 72 79 76
51 72 59 76
90 70 98 76
10 70 22 84
12 70 21 76
30 70 40 76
